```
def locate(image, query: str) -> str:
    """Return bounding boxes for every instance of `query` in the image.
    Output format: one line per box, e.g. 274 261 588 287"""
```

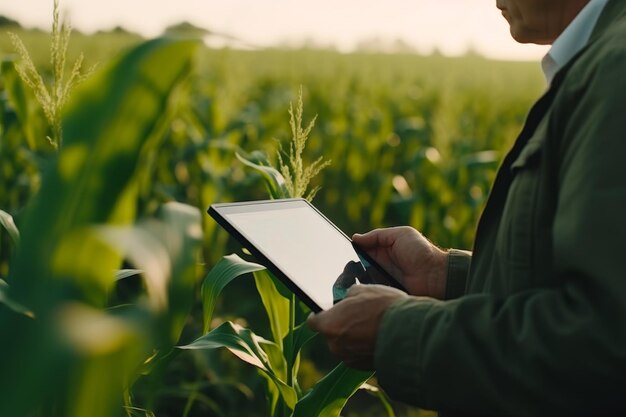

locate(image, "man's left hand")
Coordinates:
307 284 409 370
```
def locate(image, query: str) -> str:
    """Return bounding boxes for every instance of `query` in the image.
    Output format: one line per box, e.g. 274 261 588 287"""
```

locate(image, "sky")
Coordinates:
0 0 550 61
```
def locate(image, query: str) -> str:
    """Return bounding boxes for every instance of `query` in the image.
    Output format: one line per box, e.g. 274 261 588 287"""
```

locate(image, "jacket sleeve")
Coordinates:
444 249 471 300
374 43 626 415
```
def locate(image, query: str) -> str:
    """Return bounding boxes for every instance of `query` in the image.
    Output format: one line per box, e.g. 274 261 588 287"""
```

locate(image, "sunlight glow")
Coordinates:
0 0 549 61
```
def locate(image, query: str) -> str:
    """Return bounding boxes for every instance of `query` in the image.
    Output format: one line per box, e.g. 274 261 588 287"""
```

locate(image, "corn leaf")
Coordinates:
0 209 20 246
360 383 397 417
200 254 265 334
236 152 289 199
259 337 289 383
178 321 297 409
293 363 373 417
0 278 32 317
8 38 199 308
55 303 148 417
283 322 317 374
157 202 203 346
97 202 201 347
0 58 40 150
0 38 198 417
115 269 143 281
96 224 171 311
253 269 291 348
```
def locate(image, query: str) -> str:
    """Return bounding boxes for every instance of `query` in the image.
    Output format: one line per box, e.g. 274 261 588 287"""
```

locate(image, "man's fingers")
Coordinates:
307 311 329 333
353 227 412 249
352 229 384 249
306 311 320 331
345 283 366 297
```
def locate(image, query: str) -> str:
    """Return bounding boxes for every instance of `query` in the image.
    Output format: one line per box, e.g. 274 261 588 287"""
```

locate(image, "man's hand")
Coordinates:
307 284 408 370
353 227 448 299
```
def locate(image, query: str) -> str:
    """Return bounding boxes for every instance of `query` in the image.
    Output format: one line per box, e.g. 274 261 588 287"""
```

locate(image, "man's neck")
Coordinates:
542 0 609 84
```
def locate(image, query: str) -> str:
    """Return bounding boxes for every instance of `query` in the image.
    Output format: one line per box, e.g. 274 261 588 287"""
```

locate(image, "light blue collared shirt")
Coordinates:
542 0 609 84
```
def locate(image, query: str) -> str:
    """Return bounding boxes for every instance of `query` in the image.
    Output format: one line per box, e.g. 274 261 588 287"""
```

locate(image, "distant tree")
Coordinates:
94 25 142 38
464 43 483 59
0 15 21 28
355 37 417 54
163 21 210 37
111 25 130 34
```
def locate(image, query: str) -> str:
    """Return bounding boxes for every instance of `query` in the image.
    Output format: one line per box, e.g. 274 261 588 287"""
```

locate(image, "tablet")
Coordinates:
208 198 403 312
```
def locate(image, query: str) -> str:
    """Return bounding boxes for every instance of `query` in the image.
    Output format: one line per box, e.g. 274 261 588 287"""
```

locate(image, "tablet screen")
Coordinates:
210 199 396 311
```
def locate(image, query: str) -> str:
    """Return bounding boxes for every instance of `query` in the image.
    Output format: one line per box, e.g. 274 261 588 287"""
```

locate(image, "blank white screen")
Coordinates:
225 206 362 310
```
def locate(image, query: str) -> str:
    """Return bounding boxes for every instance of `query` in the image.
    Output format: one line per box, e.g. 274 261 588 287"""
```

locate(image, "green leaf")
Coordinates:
254 270 314 385
236 152 289 199
97 202 202 348
124 407 156 417
115 269 143 281
253 269 291 348
360 383 397 417
96 224 171 311
259 337 289 383
55 303 149 417
200 254 266 334
283 322 317 372
0 38 198 417
0 278 33 318
0 209 20 246
8 37 199 308
178 321 297 409
157 202 203 346
0 57 41 149
293 363 373 417
178 324 259 363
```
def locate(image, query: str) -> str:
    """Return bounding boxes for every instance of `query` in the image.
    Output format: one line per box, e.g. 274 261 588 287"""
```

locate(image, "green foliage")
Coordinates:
0 209 20 245
0 17 544 417
254 269 293 350
236 152 290 199
196 86 373 416
293 363 373 417
9 37 199 308
8 0 93 148
179 321 298 409
237 87 331 202
277 87 331 201
0 37 199 417
186 252 371 416
0 278 32 317
200 253 266 334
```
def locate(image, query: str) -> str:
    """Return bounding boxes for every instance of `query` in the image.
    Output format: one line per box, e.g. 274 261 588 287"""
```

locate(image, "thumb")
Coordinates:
352 229 380 249
306 311 325 332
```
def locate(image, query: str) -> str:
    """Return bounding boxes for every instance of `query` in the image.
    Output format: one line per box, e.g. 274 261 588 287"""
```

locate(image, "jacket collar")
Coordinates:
542 0 609 84
543 0 626 94
590 0 626 40
472 0 626 251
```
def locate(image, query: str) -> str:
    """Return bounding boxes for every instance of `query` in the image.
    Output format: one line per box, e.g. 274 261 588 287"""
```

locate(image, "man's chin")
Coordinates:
510 28 553 45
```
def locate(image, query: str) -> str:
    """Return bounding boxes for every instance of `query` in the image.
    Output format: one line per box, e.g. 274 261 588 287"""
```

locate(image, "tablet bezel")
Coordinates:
208 198 403 312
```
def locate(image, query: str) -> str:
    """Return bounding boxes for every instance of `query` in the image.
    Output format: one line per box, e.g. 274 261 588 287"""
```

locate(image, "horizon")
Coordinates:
0 0 550 61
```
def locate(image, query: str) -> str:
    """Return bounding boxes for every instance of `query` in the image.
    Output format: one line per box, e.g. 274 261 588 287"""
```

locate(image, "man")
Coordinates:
308 0 626 415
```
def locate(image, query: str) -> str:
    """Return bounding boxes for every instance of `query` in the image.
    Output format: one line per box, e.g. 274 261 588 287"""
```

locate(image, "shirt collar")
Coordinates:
542 0 609 84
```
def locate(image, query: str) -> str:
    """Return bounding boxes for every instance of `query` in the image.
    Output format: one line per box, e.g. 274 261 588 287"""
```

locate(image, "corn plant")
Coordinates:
8 0 93 149
182 254 374 416
0 37 200 417
0 11 543 416
178 91 379 417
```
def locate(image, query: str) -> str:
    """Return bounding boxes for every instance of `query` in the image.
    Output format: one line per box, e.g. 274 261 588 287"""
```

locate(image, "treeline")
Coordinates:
0 15 21 28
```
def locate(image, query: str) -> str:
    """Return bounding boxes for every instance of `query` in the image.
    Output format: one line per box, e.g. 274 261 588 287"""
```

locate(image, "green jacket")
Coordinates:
375 2 626 415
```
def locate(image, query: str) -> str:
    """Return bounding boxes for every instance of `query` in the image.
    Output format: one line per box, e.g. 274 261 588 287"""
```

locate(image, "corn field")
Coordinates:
0 23 544 417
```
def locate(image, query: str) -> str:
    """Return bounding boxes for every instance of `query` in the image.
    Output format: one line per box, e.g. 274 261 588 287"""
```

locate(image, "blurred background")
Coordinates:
1 0 550 59
0 1 547 416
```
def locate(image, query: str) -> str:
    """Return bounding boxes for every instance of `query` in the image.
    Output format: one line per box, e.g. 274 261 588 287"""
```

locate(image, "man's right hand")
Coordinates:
352 227 448 299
